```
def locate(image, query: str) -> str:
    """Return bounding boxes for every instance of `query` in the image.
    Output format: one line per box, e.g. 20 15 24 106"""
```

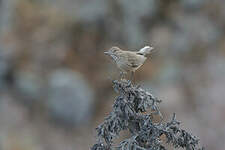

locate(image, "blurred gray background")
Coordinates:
0 0 225 149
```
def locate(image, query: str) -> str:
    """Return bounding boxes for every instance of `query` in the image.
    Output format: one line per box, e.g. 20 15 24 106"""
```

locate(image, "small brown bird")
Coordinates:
104 46 154 81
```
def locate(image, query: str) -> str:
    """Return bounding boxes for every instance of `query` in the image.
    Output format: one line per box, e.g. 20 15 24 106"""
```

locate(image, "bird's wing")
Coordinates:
126 52 144 68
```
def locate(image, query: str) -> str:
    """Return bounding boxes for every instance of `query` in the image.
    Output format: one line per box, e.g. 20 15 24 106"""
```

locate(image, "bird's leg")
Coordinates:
128 71 135 86
119 71 125 80
131 71 135 83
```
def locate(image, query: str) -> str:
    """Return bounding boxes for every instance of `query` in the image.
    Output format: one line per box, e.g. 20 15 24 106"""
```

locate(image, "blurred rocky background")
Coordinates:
0 0 225 149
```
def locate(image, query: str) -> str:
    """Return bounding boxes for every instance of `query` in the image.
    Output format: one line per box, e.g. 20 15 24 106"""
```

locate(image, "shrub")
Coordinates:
91 80 203 150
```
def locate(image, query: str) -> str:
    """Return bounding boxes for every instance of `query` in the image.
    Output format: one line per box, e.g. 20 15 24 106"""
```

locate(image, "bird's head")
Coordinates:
104 47 121 60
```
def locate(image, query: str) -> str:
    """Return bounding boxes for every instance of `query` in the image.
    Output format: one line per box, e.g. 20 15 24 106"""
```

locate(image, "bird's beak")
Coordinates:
104 51 110 55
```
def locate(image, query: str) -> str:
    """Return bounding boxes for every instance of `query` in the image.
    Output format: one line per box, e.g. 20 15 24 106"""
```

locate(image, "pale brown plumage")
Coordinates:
104 46 154 80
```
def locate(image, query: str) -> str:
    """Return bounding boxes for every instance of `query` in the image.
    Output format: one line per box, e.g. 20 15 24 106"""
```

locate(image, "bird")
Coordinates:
104 46 154 82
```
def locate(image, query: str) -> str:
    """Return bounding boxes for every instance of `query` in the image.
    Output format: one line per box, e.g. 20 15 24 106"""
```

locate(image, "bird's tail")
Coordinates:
137 46 154 56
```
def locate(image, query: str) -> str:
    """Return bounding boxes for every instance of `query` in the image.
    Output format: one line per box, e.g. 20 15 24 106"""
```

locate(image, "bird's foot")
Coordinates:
127 80 132 86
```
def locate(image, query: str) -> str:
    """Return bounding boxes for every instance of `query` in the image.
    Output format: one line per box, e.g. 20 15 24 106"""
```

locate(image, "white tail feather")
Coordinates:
137 46 154 55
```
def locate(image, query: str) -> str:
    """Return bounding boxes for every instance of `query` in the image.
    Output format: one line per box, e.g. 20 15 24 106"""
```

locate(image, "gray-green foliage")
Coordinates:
91 80 203 150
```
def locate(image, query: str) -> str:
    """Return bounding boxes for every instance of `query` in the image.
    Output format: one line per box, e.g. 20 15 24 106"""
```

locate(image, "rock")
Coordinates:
179 0 206 10
76 0 108 23
170 13 221 54
0 0 18 33
47 69 94 126
14 70 44 103
118 0 157 19
0 60 9 90
0 0 19 89
118 0 158 47
35 0 108 23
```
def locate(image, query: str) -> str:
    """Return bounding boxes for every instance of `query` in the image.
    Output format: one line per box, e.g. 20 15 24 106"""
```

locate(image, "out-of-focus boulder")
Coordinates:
179 0 206 10
118 0 158 47
14 70 44 102
47 69 94 126
170 14 221 54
